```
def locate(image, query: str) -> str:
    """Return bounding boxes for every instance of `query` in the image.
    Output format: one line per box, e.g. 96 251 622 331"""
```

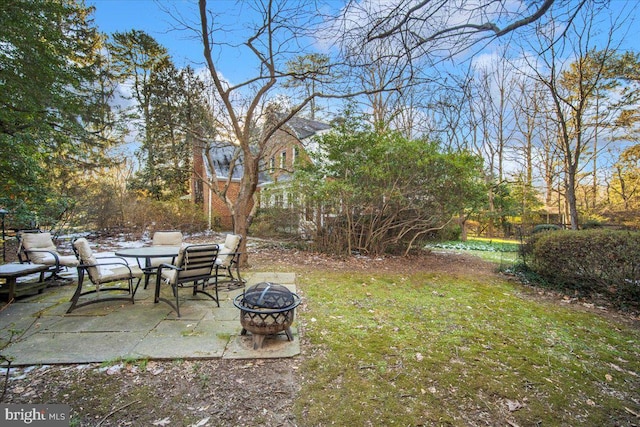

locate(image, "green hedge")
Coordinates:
521 229 640 309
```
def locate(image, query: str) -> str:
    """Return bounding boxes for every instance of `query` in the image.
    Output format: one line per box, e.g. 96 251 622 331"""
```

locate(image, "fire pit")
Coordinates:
233 282 301 350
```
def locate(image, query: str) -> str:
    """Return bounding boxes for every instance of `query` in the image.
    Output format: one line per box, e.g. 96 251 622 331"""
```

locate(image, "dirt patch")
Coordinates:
2 359 300 426
247 240 498 277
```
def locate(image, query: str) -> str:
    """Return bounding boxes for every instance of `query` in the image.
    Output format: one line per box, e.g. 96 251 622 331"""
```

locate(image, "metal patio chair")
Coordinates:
67 238 143 314
213 234 245 291
154 243 220 317
17 230 78 282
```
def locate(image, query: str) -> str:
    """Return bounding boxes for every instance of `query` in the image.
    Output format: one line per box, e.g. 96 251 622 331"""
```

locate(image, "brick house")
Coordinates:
192 116 331 230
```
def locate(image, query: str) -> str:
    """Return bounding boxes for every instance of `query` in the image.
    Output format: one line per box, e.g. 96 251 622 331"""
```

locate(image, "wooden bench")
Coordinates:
0 263 50 301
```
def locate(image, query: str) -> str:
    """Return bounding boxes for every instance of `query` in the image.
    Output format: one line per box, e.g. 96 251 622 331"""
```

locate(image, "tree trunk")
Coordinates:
459 214 468 241
566 169 580 230
231 152 261 265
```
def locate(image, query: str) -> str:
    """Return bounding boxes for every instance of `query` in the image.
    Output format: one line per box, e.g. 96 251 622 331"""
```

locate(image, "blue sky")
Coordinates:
88 0 640 75
89 0 205 67
88 0 329 86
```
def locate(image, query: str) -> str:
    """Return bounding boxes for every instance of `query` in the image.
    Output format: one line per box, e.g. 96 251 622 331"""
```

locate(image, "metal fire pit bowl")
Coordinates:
233 282 301 350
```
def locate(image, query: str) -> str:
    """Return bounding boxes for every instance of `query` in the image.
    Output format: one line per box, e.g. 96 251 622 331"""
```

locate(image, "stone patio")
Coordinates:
0 271 300 366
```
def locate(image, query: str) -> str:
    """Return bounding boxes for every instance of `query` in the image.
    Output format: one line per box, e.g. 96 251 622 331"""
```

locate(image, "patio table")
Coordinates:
115 246 182 289
0 263 49 301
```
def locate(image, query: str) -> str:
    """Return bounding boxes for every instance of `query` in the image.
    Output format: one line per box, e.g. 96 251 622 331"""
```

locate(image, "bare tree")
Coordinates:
427 70 477 152
196 0 387 259
342 0 586 67
191 0 602 252
526 2 630 229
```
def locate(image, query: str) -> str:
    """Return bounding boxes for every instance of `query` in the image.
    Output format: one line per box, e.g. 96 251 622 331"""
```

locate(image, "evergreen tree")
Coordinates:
108 30 168 198
0 0 111 226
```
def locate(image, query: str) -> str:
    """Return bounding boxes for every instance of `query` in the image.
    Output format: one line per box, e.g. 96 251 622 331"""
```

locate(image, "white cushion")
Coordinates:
152 231 183 246
74 238 143 285
160 244 217 285
215 234 240 267
73 238 99 282
21 233 79 267
57 254 79 267
21 232 57 252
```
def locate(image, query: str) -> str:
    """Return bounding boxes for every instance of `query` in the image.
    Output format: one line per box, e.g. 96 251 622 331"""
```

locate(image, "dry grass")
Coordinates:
294 269 640 426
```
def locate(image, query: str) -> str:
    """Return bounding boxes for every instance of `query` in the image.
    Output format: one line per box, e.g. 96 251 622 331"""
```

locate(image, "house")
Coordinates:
192 115 331 230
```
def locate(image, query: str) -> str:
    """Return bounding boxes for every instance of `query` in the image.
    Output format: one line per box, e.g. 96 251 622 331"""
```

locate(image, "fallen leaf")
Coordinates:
152 418 171 426
415 352 424 362
506 399 524 412
624 407 639 417
605 374 613 382
190 417 210 427
610 363 624 372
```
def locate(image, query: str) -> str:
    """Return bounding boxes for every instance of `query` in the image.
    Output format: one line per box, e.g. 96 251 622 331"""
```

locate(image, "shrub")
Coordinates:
582 219 603 229
122 197 208 234
532 223 561 234
523 229 640 309
252 207 301 238
433 223 462 241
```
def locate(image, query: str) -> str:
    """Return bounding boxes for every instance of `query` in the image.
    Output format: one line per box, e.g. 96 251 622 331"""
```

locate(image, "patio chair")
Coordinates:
154 243 220 317
67 238 143 314
151 230 183 249
143 230 184 288
213 234 245 290
150 230 183 267
17 230 78 282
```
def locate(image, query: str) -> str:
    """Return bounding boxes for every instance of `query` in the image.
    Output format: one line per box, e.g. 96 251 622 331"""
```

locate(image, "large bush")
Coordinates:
293 113 486 256
522 229 640 308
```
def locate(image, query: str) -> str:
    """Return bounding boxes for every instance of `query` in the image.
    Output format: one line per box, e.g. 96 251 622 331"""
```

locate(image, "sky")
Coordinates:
87 0 328 85
88 0 206 68
88 0 640 76
88 0 640 172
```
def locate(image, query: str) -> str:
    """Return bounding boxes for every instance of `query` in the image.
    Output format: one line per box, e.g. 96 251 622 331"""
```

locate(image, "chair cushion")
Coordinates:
152 231 183 246
215 234 240 267
73 238 100 282
22 232 57 251
96 264 143 284
159 244 188 285
57 254 79 267
22 233 59 264
74 238 142 284
161 268 178 285
160 244 218 285
150 256 177 268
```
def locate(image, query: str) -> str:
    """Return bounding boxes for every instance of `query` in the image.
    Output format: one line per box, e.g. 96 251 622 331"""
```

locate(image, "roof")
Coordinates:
205 144 245 180
283 116 332 140
204 116 331 183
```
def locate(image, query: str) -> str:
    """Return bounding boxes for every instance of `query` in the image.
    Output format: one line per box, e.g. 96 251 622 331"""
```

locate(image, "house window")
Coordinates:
269 156 275 173
280 151 287 169
287 192 296 208
293 146 299 165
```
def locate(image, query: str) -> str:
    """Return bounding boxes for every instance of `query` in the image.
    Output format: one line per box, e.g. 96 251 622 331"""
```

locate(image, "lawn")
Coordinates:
294 268 640 426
